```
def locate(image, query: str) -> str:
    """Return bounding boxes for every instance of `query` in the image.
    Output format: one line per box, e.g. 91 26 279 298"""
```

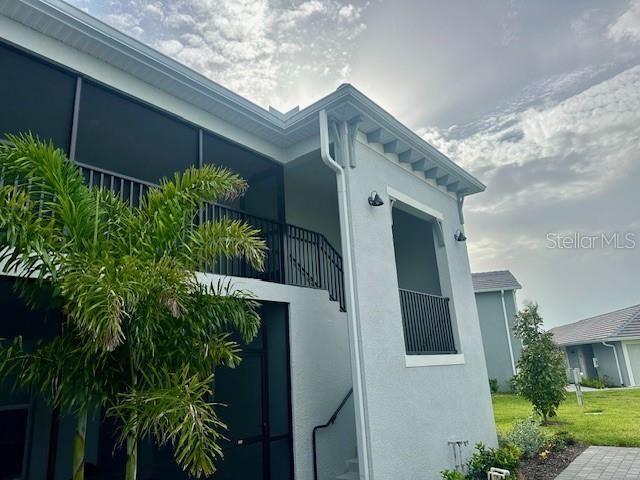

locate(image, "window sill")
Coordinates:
405 354 465 368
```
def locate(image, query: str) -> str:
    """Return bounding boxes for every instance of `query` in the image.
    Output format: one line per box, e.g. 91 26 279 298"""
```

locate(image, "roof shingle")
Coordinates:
549 304 640 346
472 270 522 292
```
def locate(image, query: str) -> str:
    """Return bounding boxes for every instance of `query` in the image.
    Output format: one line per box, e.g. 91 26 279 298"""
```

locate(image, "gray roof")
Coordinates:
472 270 522 292
549 304 640 346
0 0 486 196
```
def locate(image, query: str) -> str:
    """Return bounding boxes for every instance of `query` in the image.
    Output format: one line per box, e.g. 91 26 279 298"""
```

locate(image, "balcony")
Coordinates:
399 289 456 355
1 160 346 311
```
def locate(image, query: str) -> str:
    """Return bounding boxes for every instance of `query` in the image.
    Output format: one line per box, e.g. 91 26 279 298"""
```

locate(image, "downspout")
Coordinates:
319 109 372 479
500 290 516 375
602 341 624 386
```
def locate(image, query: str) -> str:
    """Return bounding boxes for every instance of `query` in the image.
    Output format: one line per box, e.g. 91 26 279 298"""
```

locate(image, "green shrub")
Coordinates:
545 431 577 451
494 444 522 473
505 418 546 458
440 469 466 480
581 377 607 389
467 443 522 479
511 303 567 422
489 378 499 394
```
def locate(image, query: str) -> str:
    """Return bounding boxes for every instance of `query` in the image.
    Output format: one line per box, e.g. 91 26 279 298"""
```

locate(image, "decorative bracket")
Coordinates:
433 219 446 247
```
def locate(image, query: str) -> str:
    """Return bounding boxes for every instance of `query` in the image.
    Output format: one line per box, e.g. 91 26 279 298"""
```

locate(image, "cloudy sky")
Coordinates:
68 0 640 328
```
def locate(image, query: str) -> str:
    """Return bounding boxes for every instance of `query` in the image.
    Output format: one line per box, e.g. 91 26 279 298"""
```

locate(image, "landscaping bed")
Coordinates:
516 443 586 480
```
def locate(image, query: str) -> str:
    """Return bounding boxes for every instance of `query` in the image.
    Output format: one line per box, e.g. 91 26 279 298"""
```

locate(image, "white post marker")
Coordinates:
572 368 583 406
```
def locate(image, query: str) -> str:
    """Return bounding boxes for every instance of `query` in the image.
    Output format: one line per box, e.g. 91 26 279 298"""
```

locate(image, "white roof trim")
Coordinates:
0 0 486 195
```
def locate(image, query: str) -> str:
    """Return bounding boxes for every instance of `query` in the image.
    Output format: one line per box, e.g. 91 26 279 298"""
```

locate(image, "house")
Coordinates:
0 1 497 479
549 304 640 388
472 270 522 391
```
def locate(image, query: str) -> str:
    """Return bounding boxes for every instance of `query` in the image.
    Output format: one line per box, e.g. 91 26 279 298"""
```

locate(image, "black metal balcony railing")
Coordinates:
71 162 346 311
399 289 457 355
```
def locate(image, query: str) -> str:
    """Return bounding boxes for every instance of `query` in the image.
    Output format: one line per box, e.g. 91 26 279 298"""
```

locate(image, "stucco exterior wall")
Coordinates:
346 140 497 479
284 154 342 252
564 341 632 386
592 342 623 386
475 291 518 391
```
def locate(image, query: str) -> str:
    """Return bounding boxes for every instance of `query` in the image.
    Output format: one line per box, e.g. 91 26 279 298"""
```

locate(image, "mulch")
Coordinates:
516 444 587 480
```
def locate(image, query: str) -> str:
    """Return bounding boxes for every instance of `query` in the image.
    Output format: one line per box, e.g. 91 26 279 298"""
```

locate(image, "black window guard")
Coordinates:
399 288 457 354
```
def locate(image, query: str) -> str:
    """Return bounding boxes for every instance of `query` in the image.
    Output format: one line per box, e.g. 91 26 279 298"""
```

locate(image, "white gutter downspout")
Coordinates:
602 341 624 386
501 290 516 375
319 109 372 479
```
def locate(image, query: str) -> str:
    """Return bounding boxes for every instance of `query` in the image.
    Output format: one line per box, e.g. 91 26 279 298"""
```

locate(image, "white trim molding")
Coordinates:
621 341 638 386
501 289 517 375
386 186 444 221
405 354 465 368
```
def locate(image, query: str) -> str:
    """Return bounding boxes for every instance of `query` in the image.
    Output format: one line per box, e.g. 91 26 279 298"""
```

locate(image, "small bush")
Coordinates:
505 418 546 458
489 378 499 394
545 431 577 452
440 469 465 480
467 443 522 479
493 444 522 473
581 377 607 389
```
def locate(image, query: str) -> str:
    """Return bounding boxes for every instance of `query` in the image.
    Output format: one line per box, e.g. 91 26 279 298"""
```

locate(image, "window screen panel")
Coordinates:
0 43 75 150
76 81 197 183
0 408 28 479
202 132 283 220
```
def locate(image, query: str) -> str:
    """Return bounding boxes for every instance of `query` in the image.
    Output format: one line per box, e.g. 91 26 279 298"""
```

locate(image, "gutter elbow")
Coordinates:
319 109 342 175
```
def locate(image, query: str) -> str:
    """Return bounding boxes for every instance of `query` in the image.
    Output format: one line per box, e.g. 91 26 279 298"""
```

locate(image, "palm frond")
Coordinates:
108 368 225 478
181 218 267 272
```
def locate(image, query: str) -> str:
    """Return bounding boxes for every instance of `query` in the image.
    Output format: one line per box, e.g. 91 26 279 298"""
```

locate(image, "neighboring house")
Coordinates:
0 2 497 479
472 270 522 391
550 304 640 388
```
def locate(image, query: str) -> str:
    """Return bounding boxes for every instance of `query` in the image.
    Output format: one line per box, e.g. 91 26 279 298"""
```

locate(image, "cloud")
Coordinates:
608 0 640 42
422 64 640 215
69 0 367 110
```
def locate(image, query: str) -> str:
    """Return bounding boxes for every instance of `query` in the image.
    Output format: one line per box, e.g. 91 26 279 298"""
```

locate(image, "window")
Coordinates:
391 204 457 355
0 42 76 150
76 81 198 184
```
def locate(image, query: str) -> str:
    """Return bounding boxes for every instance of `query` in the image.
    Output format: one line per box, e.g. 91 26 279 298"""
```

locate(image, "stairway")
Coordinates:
336 457 360 480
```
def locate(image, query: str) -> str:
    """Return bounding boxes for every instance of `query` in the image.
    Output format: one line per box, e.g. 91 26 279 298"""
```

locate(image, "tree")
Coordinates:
512 303 567 423
0 133 267 478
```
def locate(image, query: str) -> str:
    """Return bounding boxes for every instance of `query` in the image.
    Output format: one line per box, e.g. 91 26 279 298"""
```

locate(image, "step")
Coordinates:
336 473 360 480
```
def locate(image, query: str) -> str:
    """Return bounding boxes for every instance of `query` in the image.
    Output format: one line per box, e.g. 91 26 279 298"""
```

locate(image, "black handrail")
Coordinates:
312 388 353 480
1 159 346 310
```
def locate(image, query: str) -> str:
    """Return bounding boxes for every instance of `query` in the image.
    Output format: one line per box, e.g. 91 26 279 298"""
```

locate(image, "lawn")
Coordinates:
492 389 640 447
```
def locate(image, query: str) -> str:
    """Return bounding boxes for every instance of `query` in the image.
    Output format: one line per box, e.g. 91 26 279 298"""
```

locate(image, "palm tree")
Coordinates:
0 133 267 478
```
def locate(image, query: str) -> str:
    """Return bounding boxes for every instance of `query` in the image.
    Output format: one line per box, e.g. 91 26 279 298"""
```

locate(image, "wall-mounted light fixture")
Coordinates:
367 190 384 207
454 229 467 242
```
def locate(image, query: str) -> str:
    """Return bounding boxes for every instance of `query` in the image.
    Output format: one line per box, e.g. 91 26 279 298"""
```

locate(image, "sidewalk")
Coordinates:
555 446 640 479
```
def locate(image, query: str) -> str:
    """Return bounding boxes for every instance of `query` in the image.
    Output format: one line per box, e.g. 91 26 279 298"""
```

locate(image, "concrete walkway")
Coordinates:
556 446 640 479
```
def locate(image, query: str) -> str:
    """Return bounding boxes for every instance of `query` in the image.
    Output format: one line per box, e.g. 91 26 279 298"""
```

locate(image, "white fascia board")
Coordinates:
473 287 521 294
607 336 640 342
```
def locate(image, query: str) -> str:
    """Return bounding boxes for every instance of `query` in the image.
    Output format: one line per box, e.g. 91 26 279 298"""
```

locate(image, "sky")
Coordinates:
67 0 640 328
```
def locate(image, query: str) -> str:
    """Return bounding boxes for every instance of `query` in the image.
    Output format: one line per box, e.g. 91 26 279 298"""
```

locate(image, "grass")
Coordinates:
492 389 640 447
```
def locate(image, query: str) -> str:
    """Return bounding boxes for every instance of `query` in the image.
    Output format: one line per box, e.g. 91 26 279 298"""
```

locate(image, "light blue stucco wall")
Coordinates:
346 139 497 479
564 342 631 386
475 290 520 391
